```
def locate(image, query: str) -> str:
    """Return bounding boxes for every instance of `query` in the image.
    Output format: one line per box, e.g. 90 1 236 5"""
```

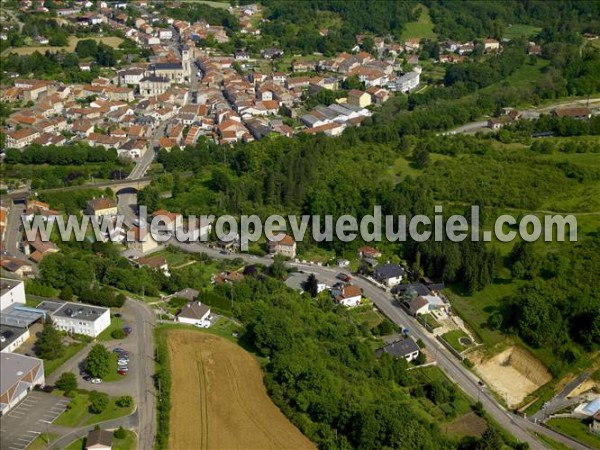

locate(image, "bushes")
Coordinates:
154 329 172 450
89 392 109 414
116 395 133 408
111 329 126 340
55 372 77 393
113 426 127 439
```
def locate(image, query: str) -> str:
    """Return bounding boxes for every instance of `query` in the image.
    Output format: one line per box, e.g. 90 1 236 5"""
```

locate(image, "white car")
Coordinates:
91 378 102 384
194 322 210 328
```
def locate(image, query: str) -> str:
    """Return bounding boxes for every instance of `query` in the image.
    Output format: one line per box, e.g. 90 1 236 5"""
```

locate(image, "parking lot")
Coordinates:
0 391 69 450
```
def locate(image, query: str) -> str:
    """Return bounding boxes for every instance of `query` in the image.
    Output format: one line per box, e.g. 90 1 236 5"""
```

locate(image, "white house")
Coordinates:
37 301 111 338
0 279 26 312
392 71 420 93
332 284 362 307
373 264 406 287
177 301 211 326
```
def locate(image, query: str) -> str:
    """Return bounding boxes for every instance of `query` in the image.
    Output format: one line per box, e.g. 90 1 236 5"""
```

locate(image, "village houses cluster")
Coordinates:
0 1 430 152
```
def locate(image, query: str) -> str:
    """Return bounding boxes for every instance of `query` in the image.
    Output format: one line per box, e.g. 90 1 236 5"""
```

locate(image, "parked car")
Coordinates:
123 326 132 336
91 378 102 384
117 369 128 376
336 273 352 282
118 359 129 365
113 347 125 353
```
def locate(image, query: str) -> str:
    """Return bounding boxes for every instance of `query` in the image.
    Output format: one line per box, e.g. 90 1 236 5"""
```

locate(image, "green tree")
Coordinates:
116 395 133 408
113 426 127 439
55 372 77 393
59 286 73 301
413 148 430 169
35 321 64 360
304 273 319 297
86 344 111 379
89 391 109 414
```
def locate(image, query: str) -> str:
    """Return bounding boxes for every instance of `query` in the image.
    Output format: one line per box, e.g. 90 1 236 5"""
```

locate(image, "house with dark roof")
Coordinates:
376 338 420 362
86 429 113 450
373 264 407 287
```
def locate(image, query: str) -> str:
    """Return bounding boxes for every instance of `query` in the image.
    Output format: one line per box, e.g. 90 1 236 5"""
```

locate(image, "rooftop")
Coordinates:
377 338 420 358
0 353 44 395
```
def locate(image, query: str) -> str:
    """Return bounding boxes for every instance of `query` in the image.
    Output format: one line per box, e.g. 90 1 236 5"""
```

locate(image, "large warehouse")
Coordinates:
0 353 45 415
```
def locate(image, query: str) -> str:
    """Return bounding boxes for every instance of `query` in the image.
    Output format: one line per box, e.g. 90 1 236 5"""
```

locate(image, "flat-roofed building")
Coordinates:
37 301 110 337
0 278 25 312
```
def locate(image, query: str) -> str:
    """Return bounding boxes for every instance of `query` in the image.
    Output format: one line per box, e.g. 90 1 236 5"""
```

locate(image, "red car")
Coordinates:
117 369 128 376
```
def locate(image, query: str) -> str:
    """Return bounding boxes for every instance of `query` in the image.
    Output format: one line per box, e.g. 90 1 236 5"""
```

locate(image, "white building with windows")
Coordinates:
0 279 26 312
37 301 110 337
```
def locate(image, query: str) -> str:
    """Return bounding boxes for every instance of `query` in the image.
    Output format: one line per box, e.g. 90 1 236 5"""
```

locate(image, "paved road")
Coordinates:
48 411 138 450
165 239 594 450
4 204 28 260
448 97 600 135
128 147 156 180
128 298 156 450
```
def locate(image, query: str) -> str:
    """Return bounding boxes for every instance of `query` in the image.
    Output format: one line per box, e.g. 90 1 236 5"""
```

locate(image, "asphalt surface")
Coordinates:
0 392 69 450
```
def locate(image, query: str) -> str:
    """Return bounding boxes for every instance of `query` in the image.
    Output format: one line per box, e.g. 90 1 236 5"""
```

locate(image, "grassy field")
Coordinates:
64 430 136 450
5 36 123 55
182 0 230 8
445 412 487 437
442 330 472 352
503 24 542 40
531 432 573 450
28 433 59 450
546 418 600 449
348 306 384 329
44 342 87 376
401 5 437 41
421 313 441 329
167 330 315 450
97 316 124 341
445 279 517 348
54 392 134 427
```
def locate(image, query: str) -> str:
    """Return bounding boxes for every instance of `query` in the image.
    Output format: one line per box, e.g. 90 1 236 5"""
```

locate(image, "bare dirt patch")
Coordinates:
445 412 488 437
167 329 315 450
473 346 552 408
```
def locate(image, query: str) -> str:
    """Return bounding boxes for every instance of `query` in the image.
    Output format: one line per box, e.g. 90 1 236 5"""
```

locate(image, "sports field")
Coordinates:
167 330 315 450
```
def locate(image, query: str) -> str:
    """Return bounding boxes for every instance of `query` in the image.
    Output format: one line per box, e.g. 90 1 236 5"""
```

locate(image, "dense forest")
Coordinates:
229 273 521 450
245 0 600 55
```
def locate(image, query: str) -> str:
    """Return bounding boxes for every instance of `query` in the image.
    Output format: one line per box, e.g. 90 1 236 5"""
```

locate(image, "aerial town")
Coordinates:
1 1 599 450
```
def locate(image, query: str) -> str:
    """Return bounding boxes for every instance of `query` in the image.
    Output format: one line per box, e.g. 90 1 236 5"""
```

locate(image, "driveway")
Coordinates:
0 392 70 450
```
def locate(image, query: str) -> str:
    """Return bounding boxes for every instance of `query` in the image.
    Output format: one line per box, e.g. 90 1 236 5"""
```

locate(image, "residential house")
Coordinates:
373 263 406 287
5 128 40 149
358 246 381 259
347 89 371 108
376 338 420 362
86 197 117 219
483 38 500 52
137 255 169 275
85 429 113 450
267 234 297 258
553 108 592 120
332 284 362 307
177 301 211 325
127 226 160 254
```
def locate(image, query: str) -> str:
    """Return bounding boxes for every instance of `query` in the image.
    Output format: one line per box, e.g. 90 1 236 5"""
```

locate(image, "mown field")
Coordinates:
167 330 315 450
6 36 123 55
